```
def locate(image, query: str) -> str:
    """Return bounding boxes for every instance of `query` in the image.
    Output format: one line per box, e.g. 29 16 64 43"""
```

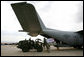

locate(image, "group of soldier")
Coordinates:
17 37 60 52
28 37 51 52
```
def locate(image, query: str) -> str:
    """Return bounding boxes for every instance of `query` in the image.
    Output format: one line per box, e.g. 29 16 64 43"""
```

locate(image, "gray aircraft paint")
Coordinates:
11 2 83 47
43 29 83 46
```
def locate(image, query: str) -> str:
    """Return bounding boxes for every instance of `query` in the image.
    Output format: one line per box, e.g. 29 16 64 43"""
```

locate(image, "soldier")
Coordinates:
35 38 43 52
29 38 34 49
43 38 47 49
54 39 60 50
43 38 50 53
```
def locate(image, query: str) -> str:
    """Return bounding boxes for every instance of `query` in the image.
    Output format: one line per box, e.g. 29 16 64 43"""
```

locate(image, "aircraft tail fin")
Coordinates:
11 2 46 36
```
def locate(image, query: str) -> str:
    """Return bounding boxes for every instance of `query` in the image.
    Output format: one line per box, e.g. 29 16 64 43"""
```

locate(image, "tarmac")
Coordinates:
1 45 83 56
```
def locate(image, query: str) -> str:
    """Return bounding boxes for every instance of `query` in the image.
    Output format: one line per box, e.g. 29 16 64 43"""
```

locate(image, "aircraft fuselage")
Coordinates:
43 28 83 47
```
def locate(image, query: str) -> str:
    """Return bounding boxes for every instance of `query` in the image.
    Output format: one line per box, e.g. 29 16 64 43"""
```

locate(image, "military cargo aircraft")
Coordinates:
11 2 83 49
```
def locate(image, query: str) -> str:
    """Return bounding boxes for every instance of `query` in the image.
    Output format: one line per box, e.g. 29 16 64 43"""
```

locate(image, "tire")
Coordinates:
22 48 29 52
37 45 43 52
21 44 30 52
74 45 82 49
77 46 83 49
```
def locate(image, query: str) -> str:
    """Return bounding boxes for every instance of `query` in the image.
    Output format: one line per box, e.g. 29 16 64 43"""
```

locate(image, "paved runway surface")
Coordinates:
1 45 83 56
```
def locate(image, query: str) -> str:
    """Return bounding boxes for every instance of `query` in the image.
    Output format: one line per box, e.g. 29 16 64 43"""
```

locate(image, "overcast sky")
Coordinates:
1 1 83 43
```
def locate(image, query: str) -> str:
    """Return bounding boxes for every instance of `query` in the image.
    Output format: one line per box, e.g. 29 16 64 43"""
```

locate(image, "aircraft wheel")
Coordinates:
74 45 82 49
77 46 83 49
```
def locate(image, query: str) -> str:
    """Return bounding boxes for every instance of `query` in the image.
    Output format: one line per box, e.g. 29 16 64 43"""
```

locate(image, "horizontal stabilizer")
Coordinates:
11 2 46 36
